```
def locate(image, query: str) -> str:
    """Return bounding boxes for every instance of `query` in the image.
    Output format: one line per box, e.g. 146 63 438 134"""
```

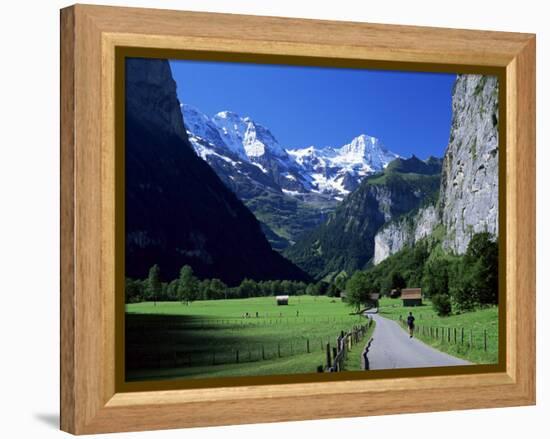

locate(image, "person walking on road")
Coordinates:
407 312 415 338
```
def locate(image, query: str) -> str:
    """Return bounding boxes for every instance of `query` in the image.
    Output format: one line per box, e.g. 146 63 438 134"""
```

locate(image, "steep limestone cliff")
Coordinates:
284 160 441 279
439 74 499 254
372 74 499 263
373 204 439 264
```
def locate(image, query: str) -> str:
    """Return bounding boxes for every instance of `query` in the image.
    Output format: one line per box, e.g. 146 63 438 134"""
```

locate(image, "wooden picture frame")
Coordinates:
60 4 536 434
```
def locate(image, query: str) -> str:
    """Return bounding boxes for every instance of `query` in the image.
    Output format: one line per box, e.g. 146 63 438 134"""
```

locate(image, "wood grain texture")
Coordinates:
60 6 75 433
509 37 536 396
82 4 530 66
60 4 536 434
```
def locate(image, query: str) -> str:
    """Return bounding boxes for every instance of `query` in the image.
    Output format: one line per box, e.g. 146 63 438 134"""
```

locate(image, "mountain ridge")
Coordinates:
182 104 401 200
283 156 442 280
125 58 310 285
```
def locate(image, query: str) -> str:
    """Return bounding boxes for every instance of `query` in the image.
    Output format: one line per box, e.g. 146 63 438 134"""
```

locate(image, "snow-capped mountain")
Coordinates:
288 134 399 197
181 104 400 200
179 104 402 251
213 111 287 159
183 105 310 194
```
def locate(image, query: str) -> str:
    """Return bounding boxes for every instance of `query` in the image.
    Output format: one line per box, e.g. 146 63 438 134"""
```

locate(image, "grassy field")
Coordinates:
126 295 371 380
377 297 499 364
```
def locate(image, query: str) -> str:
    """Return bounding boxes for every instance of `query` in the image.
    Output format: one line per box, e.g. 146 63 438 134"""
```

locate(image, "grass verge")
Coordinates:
377 297 498 364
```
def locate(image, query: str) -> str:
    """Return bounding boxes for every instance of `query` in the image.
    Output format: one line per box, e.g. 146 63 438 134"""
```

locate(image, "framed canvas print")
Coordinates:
60 4 536 435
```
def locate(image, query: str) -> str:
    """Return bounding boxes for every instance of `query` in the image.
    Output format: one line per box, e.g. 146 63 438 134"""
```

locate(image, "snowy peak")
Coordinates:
338 134 399 169
182 104 401 201
212 111 287 159
182 104 227 150
287 134 399 197
243 121 287 158
340 134 380 156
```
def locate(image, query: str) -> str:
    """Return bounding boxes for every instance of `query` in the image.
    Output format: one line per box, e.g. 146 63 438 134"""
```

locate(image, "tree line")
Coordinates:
344 232 498 316
125 265 341 304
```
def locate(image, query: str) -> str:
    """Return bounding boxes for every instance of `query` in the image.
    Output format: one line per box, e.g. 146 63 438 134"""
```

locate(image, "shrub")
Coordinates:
432 294 452 316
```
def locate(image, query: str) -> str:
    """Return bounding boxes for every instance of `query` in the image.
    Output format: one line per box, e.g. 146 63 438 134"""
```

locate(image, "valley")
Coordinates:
182 104 400 250
124 58 500 380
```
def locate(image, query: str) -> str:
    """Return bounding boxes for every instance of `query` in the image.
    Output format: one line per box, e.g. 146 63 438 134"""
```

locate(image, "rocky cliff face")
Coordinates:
372 74 499 263
125 58 309 284
284 159 441 279
439 74 499 254
126 59 187 141
373 204 438 264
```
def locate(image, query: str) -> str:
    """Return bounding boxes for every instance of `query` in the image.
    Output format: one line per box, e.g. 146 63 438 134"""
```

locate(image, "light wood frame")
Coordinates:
60 4 536 434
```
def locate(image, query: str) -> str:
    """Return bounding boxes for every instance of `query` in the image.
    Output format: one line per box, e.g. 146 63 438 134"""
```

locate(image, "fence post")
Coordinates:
470 329 473 348
326 343 332 368
454 328 457 344
448 327 451 343
262 345 265 360
307 339 310 353
278 343 281 358
461 327 464 345
484 330 487 351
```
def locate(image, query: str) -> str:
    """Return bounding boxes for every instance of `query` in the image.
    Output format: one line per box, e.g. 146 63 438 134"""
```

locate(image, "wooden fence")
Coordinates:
397 316 492 352
127 335 342 370
324 319 373 372
127 314 363 332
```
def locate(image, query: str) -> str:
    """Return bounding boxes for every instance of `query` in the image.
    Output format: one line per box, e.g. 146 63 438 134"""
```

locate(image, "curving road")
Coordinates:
365 312 470 370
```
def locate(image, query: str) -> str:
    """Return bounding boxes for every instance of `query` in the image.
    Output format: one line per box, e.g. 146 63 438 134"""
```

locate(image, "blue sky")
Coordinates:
169 60 456 159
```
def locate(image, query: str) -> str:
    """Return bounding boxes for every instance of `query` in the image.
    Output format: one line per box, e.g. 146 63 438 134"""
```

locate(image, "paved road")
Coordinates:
365 312 470 370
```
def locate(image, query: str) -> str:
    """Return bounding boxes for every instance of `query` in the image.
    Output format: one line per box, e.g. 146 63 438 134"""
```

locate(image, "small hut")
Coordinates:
401 288 422 306
276 295 289 306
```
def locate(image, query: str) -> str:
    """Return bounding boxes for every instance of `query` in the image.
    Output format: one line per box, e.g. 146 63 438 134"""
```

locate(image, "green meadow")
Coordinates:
126 295 371 380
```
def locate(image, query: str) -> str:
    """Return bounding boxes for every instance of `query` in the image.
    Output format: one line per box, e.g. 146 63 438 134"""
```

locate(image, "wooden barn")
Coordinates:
276 295 289 306
401 288 422 306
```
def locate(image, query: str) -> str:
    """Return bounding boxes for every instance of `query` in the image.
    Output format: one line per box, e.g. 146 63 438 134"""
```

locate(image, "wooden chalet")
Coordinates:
400 288 422 306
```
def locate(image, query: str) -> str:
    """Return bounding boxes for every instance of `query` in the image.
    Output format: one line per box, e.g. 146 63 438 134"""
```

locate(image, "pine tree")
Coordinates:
146 264 161 306
177 265 198 305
